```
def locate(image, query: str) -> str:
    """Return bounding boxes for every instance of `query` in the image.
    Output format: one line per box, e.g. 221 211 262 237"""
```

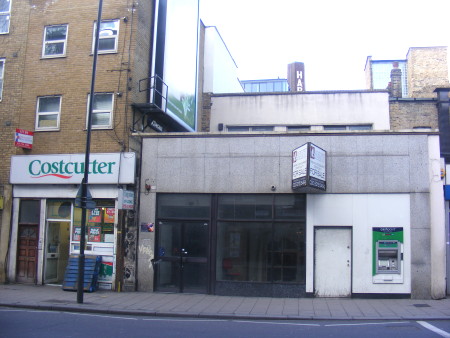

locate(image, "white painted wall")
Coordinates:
306 194 411 295
203 26 243 94
428 135 446 298
209 91 390 131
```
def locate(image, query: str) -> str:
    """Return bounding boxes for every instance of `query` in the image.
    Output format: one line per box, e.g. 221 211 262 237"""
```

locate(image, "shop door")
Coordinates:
44 221 70 284
155 221 209 293
16 225 38 283
314 227 352 297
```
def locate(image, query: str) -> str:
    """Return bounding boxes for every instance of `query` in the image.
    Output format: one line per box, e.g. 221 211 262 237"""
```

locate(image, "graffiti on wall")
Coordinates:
124 226 136 282
139 239 154 272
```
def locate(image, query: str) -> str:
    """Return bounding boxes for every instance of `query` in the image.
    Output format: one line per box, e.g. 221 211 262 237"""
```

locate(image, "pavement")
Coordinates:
1 283 450 321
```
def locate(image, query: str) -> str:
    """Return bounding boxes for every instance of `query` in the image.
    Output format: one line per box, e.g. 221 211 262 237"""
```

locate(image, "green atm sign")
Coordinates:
372 227 403 275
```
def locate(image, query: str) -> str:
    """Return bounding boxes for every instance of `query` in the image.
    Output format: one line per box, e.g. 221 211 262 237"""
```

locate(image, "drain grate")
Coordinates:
413 303 431 308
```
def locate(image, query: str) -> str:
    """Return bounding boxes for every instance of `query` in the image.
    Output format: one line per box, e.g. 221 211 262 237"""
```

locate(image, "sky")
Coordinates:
200 0 450 91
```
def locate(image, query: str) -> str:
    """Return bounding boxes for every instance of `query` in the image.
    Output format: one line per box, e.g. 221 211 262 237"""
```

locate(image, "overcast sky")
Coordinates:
200 0 450 91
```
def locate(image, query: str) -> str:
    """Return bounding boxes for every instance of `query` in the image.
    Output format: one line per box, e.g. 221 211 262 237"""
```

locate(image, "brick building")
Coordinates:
0 0 154 291
0 0 242 292
365 47 450 134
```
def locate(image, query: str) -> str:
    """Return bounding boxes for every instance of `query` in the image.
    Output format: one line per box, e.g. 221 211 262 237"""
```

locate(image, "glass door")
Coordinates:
155 221 209 293
44 221 70 284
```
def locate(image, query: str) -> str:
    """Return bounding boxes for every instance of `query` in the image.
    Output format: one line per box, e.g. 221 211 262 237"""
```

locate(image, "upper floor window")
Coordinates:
324 125 372 131
287 126 310 131
0 58 4 101
93 20 119 54
88 93 114 129
348 125 372 131
35 96 61 131
0 0 11 34
43 24 68 58
227 126 274 132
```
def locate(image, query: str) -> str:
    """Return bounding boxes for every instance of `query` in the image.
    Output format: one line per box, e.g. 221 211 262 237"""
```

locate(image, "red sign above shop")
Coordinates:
15 129 34 149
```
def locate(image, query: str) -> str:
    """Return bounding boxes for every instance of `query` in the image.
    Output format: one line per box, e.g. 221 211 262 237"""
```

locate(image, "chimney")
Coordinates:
287 62 305 92
390 62 402 98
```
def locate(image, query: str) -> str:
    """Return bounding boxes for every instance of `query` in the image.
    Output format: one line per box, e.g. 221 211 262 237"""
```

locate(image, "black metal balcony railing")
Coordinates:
139 74 168 112
132 75 169 132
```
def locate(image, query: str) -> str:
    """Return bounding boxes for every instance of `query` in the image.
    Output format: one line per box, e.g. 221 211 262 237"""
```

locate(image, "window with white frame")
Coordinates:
0 58 4 101
88 93 114 128
93 20 119 53
36 96 61 130
43 24 68 57
0 0 11 34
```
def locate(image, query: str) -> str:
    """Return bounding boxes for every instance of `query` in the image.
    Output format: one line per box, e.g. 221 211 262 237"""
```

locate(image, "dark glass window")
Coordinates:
216 194 306 284
217 221 271 282
269 223 305 282
218 194 272 220
323 125 347 131
274 195 306 219
19 200 40 224
348 125 372 130
227 126 250 132
157 194 211 219
252 126 274 131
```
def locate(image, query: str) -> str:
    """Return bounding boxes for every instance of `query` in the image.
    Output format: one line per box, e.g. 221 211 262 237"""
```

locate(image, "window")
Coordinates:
216 194 306 283
88 93 114 128
36 96 61 130
287 126 310 131
227 126 249 132
0 58 4 100
43 24 68 58
227 126 274 132
324 125 372 131
72 200 116 244
0 0 11 34
323 125 347 131
93 20 119 53
348 125 372 131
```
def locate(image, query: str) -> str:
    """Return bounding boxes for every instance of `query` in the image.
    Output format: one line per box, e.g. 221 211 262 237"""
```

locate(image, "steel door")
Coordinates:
314 227 352 297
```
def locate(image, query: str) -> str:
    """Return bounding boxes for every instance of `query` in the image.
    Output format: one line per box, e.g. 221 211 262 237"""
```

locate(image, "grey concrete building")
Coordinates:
136 132 445 299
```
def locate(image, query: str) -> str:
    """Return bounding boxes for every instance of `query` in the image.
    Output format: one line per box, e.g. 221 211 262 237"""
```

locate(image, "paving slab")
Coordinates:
0 284 449 320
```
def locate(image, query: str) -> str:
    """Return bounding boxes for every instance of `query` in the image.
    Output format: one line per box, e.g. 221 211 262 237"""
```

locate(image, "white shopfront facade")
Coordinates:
8 152 136 290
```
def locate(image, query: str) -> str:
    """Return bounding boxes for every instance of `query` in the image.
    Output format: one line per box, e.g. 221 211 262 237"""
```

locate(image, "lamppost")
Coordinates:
77 0 103 304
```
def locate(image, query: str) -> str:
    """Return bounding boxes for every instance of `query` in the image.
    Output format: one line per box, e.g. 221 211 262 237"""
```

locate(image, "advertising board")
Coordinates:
292 142 326 192
153 0 200 131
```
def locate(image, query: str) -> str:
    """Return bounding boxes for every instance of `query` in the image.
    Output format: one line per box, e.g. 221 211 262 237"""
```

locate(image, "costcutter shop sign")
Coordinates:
10 152 136 184
292 142 326 191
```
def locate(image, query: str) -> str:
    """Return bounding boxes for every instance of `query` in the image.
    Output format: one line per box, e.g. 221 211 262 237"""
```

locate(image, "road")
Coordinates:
1 307 450 338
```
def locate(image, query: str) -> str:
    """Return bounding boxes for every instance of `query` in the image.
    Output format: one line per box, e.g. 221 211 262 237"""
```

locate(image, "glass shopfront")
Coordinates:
71 199 116 289
154 194 306 297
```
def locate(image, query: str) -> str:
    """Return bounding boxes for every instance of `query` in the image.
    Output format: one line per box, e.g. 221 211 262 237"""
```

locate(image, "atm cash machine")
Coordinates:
372 227 403 283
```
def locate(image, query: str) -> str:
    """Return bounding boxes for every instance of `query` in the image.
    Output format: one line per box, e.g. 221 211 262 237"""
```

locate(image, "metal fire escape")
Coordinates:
132 75 188 132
